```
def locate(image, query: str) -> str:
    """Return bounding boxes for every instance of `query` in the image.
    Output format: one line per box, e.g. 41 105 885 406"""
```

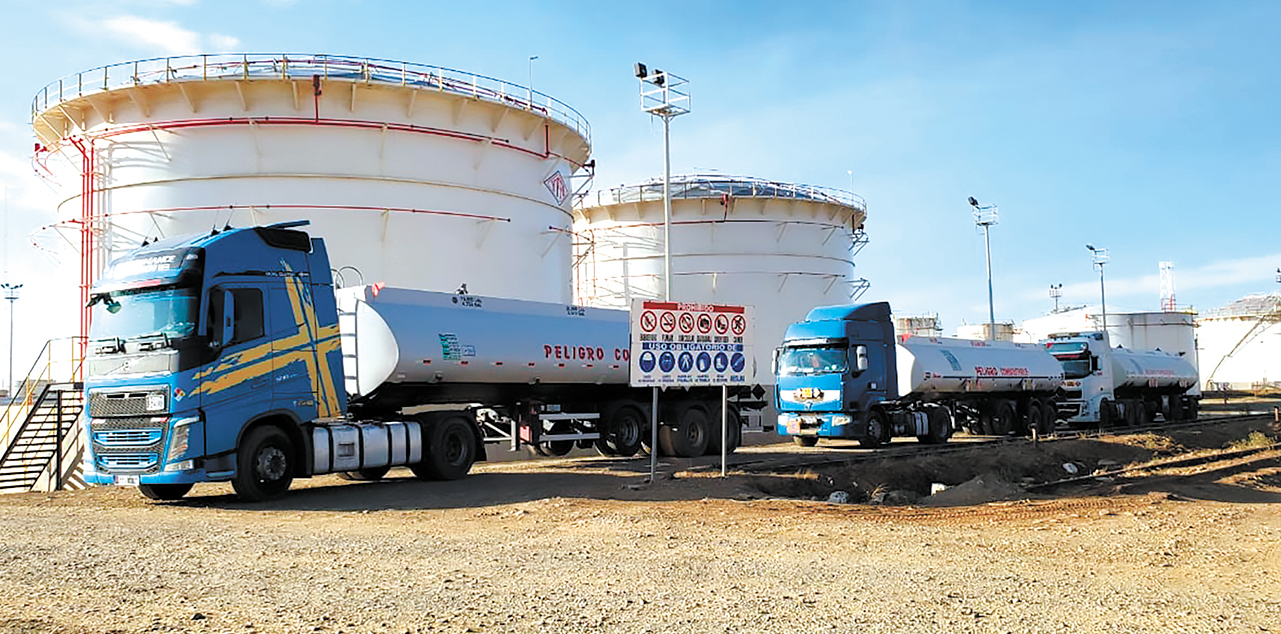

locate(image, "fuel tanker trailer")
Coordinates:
79 221 748 502
1045 331 1199 427
775 302 1064 447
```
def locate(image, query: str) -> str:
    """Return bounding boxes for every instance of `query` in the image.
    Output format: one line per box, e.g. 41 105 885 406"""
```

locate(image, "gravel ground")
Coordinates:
1 424 1279 634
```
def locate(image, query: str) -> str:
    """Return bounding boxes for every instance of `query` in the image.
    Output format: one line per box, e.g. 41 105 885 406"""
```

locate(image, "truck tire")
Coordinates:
981 400 1016 436
336 466 391 481
597 405 644 458
793 436 820 447
1123 400 1141 427
705 404 742 455
233 426 295 502
1034 399 1057 436
1167 396 1184 422
659 404 710 457
543 420 576 457
859 410 889 448
412 416 478 481
917 406 951 444
138 483 193 501
1098 399 1115 428
1184 398 1199 421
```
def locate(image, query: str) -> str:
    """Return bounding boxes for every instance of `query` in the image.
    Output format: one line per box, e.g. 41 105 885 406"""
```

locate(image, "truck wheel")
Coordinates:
859 410 889 448
793 436 820 447
1167 396 1184 422
982 401 1016 436
543 420 575 457
1184 398 1199 421
1123 400 1141 427
138 483 193 501
705 404 742 455
597 405 644 458
412 416 478 481
918 406 951 444
336 466 391 481
659 404 710 457
1035 399 1057 435
233 426 295 502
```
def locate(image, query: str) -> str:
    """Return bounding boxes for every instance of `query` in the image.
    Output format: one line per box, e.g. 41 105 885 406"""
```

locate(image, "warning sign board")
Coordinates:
630 299 755 388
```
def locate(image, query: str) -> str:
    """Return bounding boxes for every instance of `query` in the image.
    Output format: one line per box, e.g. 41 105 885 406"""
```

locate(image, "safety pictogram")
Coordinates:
731 315 746 336
640 310 657 333
678 312 695 333
714 314 730 335
660 311 677 333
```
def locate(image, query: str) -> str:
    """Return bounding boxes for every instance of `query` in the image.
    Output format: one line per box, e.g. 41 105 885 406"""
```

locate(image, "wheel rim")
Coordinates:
443 428 468 465
615 412 642 446
256 446 287 482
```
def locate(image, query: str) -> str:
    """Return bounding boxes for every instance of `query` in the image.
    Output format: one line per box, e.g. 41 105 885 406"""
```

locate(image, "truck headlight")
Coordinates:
165 416 199 465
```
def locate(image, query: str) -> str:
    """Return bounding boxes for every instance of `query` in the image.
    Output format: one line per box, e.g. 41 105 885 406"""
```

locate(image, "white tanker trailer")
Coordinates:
1047 331 1199 427
775 303 1065 447
336 284 750 458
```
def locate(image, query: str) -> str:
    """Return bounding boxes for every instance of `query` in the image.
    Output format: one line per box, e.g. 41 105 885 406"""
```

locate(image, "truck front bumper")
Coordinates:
83 465 232 487
777 412 860 439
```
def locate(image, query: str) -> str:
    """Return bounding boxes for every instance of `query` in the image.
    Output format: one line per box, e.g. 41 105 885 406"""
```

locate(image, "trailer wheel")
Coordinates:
793 436 820 447
597 405 644 458
138 483 193 501
1123 400 1141 427
1167 396 1184 422
1184 398 1199 421
336 466 391 481
543 420 576 457
412 416 477 481
705 404 742 455
1033 399 1057 436
918 406 951 444
232 426 295 502
659 404 711 457
859 410 889 448
982 400 1016 436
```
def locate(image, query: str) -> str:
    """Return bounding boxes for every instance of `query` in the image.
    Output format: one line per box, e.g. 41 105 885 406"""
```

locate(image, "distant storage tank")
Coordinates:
895 315 943 338
1196 293 1281 391
573 175 868 386
31 54 591 314
955 322 1016 342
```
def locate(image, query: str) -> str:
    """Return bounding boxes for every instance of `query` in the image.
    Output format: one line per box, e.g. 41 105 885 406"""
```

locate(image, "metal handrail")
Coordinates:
31 53 590 145
577 175 866 212
0 337 85 453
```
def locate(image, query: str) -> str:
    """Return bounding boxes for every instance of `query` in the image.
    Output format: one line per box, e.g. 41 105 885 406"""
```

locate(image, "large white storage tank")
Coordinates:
573 175 868 387
1197 293 1281 391
31 54 592 310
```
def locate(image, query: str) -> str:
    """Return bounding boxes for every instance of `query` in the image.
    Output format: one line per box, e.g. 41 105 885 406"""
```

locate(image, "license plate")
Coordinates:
114 475 141 486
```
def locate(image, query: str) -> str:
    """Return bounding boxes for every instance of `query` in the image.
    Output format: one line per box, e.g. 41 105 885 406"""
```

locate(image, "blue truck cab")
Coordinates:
82 221 350 500
774 302 900 447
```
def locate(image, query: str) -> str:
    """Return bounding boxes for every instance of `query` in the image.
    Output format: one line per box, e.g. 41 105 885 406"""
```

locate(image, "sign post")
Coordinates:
629 299 754 479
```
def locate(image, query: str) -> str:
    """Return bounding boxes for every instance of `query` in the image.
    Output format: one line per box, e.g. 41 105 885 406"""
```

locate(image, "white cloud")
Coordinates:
102 16 202 56
208 34 241 51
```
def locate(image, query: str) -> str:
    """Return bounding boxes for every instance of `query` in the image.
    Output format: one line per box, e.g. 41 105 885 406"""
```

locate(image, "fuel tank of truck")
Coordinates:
335 286 631 399
1106 346 1198 391
895 336 1064 398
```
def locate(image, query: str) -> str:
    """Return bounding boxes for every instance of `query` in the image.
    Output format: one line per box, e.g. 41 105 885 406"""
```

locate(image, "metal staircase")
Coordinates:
0 383 85 492
0 337 86 493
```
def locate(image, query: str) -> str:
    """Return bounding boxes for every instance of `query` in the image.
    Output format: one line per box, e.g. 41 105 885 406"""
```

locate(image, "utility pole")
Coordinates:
968 197 998 340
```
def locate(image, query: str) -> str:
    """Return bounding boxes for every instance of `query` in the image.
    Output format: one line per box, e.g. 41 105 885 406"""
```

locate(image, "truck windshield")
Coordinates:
89 285 200 342
778 347 848 376
1047 341 1092 380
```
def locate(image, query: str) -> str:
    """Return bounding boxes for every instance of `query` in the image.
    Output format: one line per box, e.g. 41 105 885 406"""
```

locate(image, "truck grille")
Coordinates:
91 415 167 474
89 390 168 417
1061 390 1083 401
98 454 160 472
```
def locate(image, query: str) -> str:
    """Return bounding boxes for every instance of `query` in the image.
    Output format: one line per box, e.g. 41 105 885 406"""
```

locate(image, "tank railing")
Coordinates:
0 337 85 457
33 53 590 144
577 175 866 211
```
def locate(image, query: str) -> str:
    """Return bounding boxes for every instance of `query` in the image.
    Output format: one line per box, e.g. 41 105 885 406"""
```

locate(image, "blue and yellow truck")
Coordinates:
81 221 748 501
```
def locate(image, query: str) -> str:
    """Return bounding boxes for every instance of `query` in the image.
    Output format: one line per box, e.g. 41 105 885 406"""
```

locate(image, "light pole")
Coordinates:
635 62 690 302
527 55 538 108
1086 244 1109 334
967 197 998 340
1049 283 1063 313
1 282 20 397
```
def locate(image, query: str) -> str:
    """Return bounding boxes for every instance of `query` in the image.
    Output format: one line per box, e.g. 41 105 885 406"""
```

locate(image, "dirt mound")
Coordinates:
923 472 1026 506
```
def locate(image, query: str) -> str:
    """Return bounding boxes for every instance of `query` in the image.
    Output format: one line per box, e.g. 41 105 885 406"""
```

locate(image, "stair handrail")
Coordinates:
1 337 85 453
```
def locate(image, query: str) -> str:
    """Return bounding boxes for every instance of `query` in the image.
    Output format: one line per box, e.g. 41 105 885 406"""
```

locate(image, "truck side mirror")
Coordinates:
772 347 781 374
855 345 869 373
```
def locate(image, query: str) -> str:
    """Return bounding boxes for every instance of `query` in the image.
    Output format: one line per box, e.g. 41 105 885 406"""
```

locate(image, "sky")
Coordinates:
1 0 1280 387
